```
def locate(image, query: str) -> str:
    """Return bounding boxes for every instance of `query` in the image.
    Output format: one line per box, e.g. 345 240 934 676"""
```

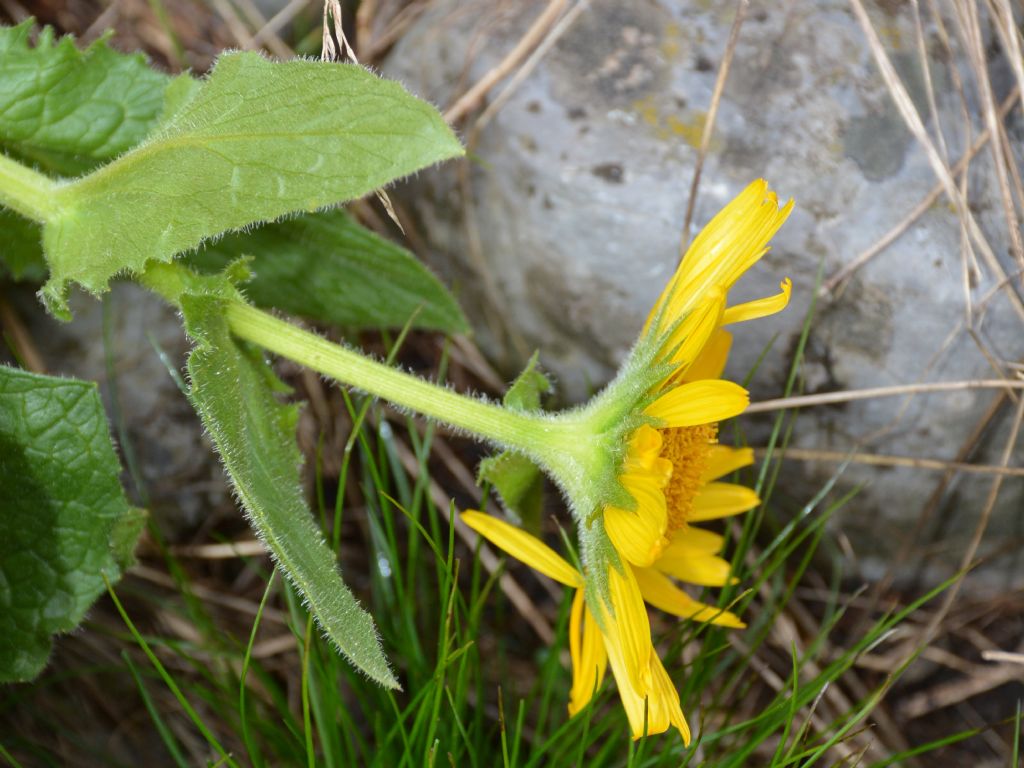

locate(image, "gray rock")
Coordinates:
384 0 1024 585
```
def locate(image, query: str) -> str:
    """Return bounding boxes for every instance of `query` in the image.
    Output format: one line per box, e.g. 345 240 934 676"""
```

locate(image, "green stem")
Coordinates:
0 153 59 221
224 301 584 471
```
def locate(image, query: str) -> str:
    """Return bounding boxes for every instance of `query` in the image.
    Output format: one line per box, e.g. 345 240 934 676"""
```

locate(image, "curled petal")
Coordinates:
627 424 663 468
461 511 582 588
645 180 793 332
722 278 792 326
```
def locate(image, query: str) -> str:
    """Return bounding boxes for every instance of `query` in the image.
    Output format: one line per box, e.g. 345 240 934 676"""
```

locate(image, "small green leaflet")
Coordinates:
0 365 145 682
0 22 170 176
478 353 551 530
188 209 468 333
176 276 398 689
41 51 463 317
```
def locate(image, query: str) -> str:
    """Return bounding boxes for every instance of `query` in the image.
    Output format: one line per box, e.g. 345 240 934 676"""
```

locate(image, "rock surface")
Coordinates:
383 0 1024 585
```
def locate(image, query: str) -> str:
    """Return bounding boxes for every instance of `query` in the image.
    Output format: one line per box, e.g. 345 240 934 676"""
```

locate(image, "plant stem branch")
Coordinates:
0 153 58 221
224 301 577 464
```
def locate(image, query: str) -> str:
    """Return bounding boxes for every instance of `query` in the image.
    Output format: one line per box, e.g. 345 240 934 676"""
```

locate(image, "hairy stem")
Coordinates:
224 300 587 478
0 153 59 221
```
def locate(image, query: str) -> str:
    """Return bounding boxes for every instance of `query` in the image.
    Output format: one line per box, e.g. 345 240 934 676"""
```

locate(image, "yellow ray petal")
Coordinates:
601 628 651 738
461 511 582 588
568 590 608 716
722 278 792 326
603 563 653 696
648 651 691 744
604 505 666 567
645 380 749 428
603 640 691 742
682 328 733 383
626 424 663 468
656 550 734 586
663 526 725 555
689 483 761 521
649 180 793 328
659 292 725 372
633 566 745 628
604 470 671 566
700 446 755 484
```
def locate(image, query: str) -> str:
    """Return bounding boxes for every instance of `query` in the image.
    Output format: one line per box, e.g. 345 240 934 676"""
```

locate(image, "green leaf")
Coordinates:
0 365 143 682
478 353 551 528
0 21 170 176
0 208 45 281
41 51 464 316
187 209 468 333
177 277 398 689
503 351 551 412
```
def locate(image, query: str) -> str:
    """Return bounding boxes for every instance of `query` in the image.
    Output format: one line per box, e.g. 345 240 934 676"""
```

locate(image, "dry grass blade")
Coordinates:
760 446 1024 478
443 0 568 124
746 378 1024 414
847 0 1024 322
899 394 1024 669
820 86 1021 298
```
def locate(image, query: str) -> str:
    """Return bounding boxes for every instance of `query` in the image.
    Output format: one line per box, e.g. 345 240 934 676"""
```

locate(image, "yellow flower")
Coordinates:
462 179 792 742
605 178 792 617
461 510 690 742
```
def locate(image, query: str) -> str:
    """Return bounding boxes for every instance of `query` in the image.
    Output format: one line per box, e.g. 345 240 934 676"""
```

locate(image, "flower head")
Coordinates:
464 179 792 741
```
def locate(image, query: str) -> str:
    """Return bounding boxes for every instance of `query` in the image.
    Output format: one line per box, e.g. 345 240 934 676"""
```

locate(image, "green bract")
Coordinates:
0 366 145 682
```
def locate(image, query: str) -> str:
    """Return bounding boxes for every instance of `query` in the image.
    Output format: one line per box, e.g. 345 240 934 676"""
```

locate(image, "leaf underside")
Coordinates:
179 283 399 689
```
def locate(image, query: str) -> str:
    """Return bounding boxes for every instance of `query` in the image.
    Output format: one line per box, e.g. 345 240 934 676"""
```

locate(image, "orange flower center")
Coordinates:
659 424 717 533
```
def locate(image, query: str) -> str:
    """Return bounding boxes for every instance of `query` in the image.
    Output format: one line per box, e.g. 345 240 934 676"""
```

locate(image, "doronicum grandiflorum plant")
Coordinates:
221 178 793 741
0 18 791 744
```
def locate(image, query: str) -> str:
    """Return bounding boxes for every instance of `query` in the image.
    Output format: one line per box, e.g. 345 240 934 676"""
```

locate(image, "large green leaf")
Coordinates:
41 51 463 317
169 270 397 688
0 365 144 682
0 21 170 176
187 209 468 333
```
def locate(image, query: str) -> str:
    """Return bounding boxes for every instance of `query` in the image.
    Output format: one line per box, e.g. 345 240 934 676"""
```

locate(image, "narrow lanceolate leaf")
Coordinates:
179 285 398 689
187 209 468 333
0 365 144 682
0 22 170 175
41 51 464 317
